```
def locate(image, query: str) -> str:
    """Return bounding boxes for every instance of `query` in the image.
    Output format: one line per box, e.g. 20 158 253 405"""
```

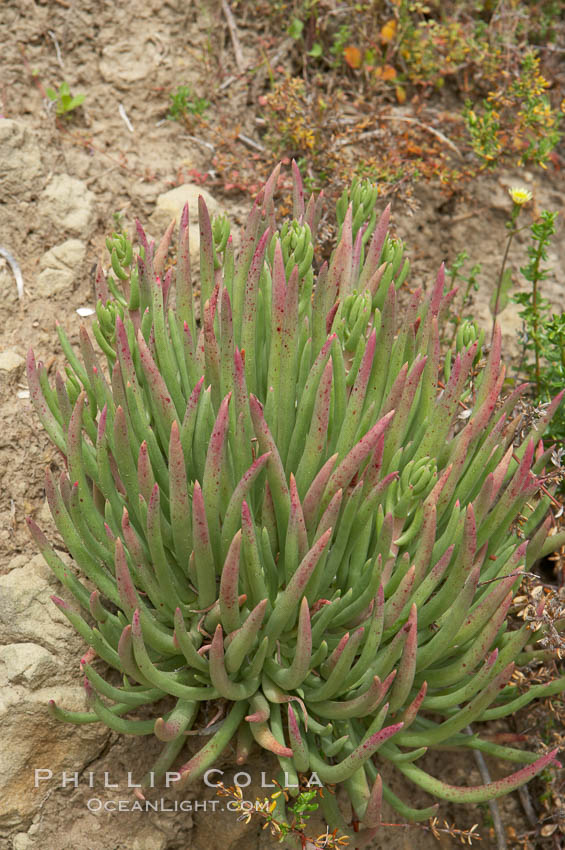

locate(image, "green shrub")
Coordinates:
514 209 565 460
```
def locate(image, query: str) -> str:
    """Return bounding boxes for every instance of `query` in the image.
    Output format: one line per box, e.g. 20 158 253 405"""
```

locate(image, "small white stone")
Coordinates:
0 350 25 373
148 185 224 283
12 833 35 850
151 183 222 229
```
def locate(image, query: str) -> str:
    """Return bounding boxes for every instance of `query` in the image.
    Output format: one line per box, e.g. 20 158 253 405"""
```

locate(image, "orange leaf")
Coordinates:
344 46 362 69
380 19 397 44
395 85 406 104
380 64 397 81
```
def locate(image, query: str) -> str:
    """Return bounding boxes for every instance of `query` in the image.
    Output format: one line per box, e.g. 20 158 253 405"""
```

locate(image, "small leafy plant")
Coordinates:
46 81 85 117
490 186 533 338
216 778 483 846
27 164 565 846
216 781 350 847
262 75 325 159
514 210 558 392
167 85 210 123
464 52 563 169
514 209 565 452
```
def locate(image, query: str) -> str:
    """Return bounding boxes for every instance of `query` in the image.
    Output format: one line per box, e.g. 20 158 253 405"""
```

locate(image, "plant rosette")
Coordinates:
27 162 565 845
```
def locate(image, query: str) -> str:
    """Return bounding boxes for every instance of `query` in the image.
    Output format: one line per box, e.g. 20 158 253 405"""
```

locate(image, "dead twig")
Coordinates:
0 246 24 300
182 135 216 154
333 115 460 156
219 75 237 91
467 725 508 850
451 211 477 223
517 784 539 829
118 103 134 133
222 0 246 74
85 165 119 189
48 30 64 68
334 128 383 149
379 113 462 156
237 133 265 153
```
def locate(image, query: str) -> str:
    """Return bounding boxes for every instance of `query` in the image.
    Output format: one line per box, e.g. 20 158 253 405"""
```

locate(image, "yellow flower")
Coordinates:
509 186 532 205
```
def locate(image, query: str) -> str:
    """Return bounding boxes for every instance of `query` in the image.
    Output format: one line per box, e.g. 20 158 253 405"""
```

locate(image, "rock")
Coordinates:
148 184 223 271
0 554 80 654
0 643 58 690
189 751 285 850
12 833 35 850
0 556 110 835
0 350 25 390
36 499 55 533
36 239 87 298
39 176 96 238
27 821 42 836
132 827 168 850
4 553 29 573
0 350 25 373
151 183 222 229
191 802 261 850
0 120 43 200
0 684 109 835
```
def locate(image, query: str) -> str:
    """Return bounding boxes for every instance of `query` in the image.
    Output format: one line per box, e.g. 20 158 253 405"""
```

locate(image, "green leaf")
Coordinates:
288 17 304 39
68 94 86 111
489 267 513 316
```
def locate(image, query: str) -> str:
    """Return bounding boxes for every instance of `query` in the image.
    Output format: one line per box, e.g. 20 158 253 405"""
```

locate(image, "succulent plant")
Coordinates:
27 163 565 844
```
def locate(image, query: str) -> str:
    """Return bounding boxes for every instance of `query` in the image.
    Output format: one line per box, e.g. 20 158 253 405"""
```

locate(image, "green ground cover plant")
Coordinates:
513 209 565 462
26 164 565 845
220 0 564 202
167 84 210 123
46 81 85 117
